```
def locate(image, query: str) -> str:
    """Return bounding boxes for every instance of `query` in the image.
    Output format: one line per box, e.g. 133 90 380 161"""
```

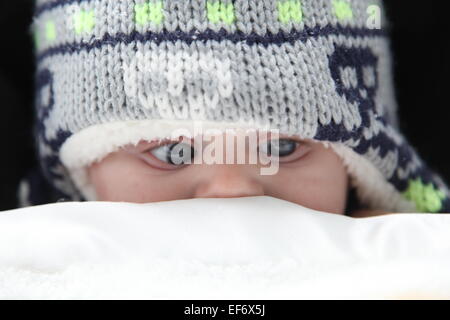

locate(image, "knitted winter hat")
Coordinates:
20 0 450 213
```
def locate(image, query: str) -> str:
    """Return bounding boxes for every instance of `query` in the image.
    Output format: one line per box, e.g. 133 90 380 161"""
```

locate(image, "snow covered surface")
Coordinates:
1 196 450 299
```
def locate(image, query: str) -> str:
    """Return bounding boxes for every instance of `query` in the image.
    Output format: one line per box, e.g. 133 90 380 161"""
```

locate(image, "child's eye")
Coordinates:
148 142 195 167
139 137 309 169
259 139 310 162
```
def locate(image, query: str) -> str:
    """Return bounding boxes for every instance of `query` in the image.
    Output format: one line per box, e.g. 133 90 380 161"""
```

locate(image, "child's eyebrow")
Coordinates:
132 136 194 152
127 134 312 153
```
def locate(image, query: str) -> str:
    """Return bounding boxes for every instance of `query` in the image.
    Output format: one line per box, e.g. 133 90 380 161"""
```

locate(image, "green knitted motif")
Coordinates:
135 1 164 26
206 1 235 25
332 0 353 21
74 10 95 34
402 178 446 213
277 0 303 24
45 21 56 42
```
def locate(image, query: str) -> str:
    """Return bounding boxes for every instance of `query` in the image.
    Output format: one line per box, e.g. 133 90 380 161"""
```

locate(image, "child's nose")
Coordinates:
193 164 265 199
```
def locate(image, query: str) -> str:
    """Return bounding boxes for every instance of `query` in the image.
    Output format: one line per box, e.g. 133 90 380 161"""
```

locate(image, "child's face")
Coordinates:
87 132 349 214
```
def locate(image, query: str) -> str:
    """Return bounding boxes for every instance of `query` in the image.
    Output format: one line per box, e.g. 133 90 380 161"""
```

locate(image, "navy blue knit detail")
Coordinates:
33 67 78 201
38 130 72 179
441 197 450 213
26 167 54 205
35 68 54 121
329 46 378 105
22 166 74 206
321 43 450 205
37 26 386 63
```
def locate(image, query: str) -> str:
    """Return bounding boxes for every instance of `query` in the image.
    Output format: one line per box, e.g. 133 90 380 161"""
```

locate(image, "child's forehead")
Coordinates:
142 131 309 141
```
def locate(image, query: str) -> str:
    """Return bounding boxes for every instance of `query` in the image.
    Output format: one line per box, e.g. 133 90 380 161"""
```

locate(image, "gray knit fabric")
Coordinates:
23 0 450 213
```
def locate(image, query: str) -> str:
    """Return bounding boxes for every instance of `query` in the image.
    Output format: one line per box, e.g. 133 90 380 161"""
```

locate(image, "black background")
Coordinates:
0 1 449 211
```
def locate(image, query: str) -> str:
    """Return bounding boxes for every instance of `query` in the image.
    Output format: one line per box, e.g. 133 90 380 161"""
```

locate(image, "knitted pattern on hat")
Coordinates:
19 0 450 213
